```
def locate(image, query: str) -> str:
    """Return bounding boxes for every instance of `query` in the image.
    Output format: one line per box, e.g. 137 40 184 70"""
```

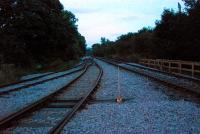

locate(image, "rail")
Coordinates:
0 63 89 129
97 57 200 94
0 62 85 88
0 59 103 133
139 59 200 79
50 60 103 134
0 63 86 95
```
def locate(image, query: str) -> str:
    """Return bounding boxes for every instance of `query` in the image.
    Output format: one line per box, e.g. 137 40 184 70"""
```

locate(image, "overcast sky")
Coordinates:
60 0 184 47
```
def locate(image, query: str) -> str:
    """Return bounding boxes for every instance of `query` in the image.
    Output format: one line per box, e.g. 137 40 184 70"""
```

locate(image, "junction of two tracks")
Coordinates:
0 57 200 133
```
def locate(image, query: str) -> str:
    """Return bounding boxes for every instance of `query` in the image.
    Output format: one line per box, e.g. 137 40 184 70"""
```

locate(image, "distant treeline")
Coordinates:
92 0 200 62
0 0 86 67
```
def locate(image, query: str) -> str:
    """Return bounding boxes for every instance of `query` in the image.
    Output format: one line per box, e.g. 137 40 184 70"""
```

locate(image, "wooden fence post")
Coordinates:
139 59 199 79
169 62 171 73
192 63 194 77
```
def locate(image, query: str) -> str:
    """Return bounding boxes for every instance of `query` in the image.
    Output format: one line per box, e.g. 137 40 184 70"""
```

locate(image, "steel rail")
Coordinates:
49 60 103 134
109 57 200 82
0 62 90 129
0 62 84 89
0 63 86 95
96 57 200 95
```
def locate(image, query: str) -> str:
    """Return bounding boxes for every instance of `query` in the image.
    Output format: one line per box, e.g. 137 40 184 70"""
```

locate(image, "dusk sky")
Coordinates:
60 0 184 47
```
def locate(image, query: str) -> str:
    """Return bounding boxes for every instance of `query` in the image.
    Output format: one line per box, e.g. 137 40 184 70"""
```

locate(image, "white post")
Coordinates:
118 66 120 96
116 66 123 104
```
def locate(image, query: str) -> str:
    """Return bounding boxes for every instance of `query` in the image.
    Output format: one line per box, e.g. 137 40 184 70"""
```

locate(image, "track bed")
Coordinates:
60 59 200 133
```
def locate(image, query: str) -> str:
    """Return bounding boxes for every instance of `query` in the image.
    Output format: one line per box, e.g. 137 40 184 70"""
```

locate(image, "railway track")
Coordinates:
97 57 200 95
73 58 200 133
0 62 84 89
0 59 103 134
109 58 200 82
0 62 86 95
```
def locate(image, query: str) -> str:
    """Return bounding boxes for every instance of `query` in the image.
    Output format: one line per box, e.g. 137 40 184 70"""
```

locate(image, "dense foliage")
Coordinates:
92 0 200 62
0 0 86 67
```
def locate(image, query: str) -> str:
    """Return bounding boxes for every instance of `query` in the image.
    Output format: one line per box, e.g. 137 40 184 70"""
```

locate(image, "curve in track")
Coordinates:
0 59 103 134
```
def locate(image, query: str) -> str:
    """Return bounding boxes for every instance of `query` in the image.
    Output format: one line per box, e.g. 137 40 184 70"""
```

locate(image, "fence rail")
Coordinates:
139 59 200 79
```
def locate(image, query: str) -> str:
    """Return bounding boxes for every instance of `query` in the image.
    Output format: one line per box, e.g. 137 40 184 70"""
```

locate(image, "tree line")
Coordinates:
92 0 200 62
0 0 86 67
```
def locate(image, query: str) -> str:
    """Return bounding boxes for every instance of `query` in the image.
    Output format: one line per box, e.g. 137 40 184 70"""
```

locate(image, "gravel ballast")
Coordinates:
0 70 83 121
20 72 53 81
4 108 72 133
0 64 84 92
20 62 84 81
56 64 100 100
2 63 100 133
119 63 200 94
61 59 200 134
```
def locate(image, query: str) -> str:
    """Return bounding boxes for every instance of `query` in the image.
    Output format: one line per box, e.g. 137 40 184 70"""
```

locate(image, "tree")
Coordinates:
0 0 86 67
183 0 198 9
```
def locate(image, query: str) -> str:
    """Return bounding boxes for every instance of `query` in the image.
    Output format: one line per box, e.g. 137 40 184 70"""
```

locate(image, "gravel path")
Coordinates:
61 59 200 134
0 70 83 121
0 64 84 92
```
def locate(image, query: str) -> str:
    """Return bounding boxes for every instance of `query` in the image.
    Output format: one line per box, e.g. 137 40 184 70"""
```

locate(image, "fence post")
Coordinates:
161 61 163 71
140 59 200 79
178 63 181 74
169 62 171 73
192 63 194 77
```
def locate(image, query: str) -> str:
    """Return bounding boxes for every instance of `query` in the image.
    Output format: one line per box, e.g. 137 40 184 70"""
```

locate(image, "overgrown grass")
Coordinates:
0 59 80 86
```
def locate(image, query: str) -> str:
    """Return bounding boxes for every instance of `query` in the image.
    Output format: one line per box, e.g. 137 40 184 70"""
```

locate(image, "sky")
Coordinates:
60 0 184 47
